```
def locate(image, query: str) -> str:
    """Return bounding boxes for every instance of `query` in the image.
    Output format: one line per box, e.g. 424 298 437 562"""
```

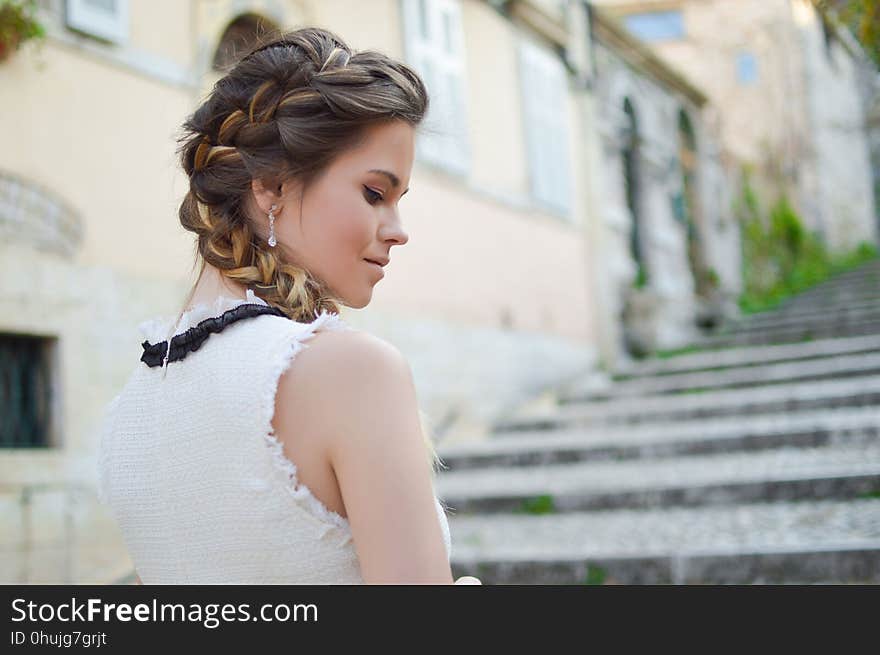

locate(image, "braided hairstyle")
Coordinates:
176 26 430 323
175 27 446 476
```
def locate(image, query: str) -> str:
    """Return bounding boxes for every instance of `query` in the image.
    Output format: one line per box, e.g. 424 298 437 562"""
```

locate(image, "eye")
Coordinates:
363 186 383 205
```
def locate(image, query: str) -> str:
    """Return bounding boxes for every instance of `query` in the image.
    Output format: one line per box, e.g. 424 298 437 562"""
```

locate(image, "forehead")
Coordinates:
336 121 414 177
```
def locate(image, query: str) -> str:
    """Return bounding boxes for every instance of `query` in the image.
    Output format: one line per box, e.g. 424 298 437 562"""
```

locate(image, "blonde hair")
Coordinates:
173 26 442 478
419 409 447 480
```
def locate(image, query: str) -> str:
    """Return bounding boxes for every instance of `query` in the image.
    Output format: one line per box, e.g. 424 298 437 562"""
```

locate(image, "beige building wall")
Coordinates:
791 0 878 250
1 0 202 584
593 0 878 252
594 0 802 166
1 0 599 582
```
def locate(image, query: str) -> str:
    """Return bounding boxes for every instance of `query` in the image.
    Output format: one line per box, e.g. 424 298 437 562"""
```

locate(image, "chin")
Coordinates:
341 291 372 310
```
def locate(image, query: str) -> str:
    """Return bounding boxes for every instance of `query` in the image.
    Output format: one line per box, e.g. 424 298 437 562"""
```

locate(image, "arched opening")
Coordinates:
212 13 282 72
678 109 709 297
622 97 646 286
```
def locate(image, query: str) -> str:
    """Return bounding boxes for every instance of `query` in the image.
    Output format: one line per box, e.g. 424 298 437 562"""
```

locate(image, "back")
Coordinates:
97 292 452 584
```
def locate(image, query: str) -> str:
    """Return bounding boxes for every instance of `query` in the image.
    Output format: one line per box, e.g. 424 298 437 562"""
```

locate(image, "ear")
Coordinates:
250 177 284 214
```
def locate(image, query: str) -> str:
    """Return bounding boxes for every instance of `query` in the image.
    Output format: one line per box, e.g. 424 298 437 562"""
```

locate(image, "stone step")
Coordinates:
617 334 880 379
781 296 880 317
437 407 880 470
779 274 880 301
769 292 880 316
720 306 880 336
695 317 880 349
732 298 880 327
502 375 880 429
447 499 880 583
778 267 880 290
789 259 880 281
435 442 880 513
568 350 880 400
777 263 880 295
782 274 880 296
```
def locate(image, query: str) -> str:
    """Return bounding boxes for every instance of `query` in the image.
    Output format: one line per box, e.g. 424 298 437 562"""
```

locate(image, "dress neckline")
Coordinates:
138 288 271 344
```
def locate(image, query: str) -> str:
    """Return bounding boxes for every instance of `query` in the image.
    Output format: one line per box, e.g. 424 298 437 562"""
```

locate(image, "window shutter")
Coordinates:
65 0 130 44
518 37 573 217
401 0 470 174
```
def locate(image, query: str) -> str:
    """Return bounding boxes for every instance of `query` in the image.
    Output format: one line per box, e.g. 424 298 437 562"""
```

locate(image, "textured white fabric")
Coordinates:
97 291 452 584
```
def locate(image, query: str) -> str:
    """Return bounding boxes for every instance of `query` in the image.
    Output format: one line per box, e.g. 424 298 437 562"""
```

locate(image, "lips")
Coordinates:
364 259 385 276
364 258 389 267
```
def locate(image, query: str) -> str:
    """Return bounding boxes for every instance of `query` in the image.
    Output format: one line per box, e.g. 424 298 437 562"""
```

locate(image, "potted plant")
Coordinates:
0 0 46 63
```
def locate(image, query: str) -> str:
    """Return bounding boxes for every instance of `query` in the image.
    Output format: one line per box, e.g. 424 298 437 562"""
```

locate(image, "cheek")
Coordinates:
313 204 373 265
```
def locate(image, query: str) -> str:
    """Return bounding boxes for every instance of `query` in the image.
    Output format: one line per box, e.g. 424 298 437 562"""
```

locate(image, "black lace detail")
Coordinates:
141 303 288 368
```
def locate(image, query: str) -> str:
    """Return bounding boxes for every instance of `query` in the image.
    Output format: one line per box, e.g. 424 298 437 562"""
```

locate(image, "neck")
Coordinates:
184 263 249 313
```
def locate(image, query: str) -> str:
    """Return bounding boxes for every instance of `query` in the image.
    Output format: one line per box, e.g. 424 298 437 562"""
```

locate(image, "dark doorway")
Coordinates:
678 109 709 297
622 98 647 286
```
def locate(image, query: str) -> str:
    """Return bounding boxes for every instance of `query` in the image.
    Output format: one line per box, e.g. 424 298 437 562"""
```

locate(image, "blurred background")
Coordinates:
1 0 879 584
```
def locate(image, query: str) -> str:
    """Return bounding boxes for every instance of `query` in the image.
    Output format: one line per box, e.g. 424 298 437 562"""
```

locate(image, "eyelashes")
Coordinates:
363 186 383 205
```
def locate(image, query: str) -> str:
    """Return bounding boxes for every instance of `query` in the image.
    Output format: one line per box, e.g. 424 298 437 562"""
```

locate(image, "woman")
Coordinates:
97 26 480 585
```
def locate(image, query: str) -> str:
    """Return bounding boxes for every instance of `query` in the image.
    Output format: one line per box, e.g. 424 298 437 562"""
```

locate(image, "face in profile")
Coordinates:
254 120 414 309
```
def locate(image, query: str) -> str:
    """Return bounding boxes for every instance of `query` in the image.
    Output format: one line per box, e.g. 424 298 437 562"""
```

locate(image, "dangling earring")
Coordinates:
268 204 278 247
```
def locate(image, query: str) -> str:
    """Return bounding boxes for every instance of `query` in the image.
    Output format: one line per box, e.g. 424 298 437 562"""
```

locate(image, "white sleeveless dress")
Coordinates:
97 290 452 584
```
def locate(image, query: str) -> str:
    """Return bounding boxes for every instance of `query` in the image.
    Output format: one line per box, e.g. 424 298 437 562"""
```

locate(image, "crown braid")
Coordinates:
174 27 443 474
176 27 429 323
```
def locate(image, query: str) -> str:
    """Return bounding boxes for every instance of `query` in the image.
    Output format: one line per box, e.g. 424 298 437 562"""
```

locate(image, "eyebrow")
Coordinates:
369 169 409 195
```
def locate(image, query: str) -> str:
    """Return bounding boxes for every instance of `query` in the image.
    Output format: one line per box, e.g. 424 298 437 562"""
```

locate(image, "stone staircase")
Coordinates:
438 259 880 584
692 260 880 348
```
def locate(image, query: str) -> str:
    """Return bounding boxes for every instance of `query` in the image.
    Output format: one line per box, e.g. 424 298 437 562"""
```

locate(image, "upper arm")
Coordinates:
289 330 453 585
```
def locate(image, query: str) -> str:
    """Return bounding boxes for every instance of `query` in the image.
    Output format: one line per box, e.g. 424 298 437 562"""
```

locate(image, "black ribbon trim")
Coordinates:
141 303 288 368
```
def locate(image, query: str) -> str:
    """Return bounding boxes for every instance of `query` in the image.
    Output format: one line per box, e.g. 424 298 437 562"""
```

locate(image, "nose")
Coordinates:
391 226 409 247
383 210 409 247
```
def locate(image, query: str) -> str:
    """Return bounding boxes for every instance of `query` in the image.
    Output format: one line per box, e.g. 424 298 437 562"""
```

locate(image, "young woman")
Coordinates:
97 26 481 585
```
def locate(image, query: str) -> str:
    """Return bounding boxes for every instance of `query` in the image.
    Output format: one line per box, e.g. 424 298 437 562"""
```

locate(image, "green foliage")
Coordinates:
517 494 556 514
633 263 648 290
703 267 720 290
582 564 607 585
735 170 879 314
819 0 880 69
0 0 46 52
654 344 705 359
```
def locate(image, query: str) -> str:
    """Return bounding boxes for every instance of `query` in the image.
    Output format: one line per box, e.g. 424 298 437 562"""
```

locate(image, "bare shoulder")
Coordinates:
285 328 411 403
295 328 408 378
274 328 413 447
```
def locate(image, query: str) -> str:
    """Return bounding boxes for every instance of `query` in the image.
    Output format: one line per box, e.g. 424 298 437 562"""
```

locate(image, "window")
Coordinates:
212 14 281 71
518 37 573 217
1 334 56 448
401 0 470 175
736 51 758 85
623 10 685 42
65 0 129 44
